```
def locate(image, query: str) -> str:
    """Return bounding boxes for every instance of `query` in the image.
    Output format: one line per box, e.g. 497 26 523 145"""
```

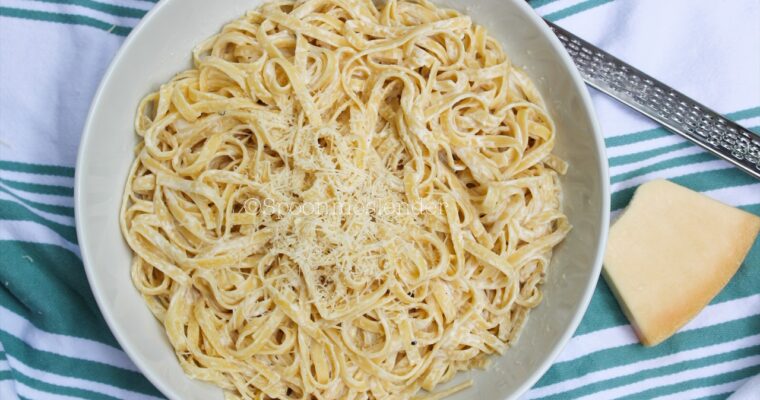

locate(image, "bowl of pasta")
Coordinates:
75 0 609 399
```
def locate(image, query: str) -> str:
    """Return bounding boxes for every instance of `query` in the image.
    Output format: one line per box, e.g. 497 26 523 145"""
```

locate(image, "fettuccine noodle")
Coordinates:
120 0 571 398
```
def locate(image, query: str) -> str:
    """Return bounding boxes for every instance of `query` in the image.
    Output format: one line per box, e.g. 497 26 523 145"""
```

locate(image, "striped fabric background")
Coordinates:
0 0 758 399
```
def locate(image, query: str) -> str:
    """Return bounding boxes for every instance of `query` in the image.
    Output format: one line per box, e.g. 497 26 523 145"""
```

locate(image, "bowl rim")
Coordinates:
74 1 610 399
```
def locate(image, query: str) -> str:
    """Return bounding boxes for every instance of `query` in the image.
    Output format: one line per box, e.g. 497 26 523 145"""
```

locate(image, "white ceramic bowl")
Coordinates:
75 1 609 399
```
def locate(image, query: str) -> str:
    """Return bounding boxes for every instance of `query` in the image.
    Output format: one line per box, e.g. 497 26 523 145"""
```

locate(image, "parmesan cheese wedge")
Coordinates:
603 179 760 346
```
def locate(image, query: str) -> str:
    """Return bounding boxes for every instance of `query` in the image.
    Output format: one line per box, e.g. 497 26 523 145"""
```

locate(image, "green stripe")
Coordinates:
0 178 73 197
0 160 74 178
544 0 614 21
0 186 74 217
539 345 760 399
4 364 121 400
0 332 160 397
0 200 77 243
696 395 732 400
607 123 760 185
611 152 715 184
0 241 119 347
537 315 760 389
606 124 760 176
741 203 760 215
609 142 692 167
529 0 562 8
605 106 760 148
32 0 147 19
619 364 760 400
0 7 131 36
606 127 675 149
611 168 757 211
0 371 11 381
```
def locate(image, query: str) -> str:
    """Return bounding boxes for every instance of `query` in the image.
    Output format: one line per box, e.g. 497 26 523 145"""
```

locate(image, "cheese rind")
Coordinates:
603 179 760 346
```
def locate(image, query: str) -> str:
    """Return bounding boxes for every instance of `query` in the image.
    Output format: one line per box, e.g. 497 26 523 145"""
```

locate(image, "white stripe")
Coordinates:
15 381 81 400
740 116 760 128
605 117 760 148
682 295 760 331
605 129 758 173
611 159 733 193
534 0 588 16
0 359 9 373
0 192 74 227
578 355 760 400
0 306 138 372
704 184 760 209
0 380 19 400
729 373 760 400
0 341 9 373
0 220 81 257
0 170 74 188
0 342 20 400
0 182 74 208
6 355 163 400
607 135 685 159
609 145 706 177
609 208 623 222
525 334 760 399
553 326 638 364
652 378 748 400
2 0 142 26
554 294 760 364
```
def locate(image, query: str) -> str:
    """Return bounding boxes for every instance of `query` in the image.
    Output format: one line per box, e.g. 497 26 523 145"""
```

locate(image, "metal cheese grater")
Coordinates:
544 20 760 180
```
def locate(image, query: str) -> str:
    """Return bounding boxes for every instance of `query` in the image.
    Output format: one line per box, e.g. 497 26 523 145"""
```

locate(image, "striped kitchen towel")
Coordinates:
0 0 759 399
